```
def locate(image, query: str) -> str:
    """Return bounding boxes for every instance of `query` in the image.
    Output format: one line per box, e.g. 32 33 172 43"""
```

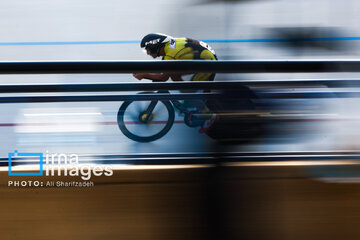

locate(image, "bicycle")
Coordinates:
116 85 268 143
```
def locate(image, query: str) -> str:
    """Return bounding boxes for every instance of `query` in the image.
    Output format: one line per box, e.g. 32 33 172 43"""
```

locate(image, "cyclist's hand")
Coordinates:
133 73 144 80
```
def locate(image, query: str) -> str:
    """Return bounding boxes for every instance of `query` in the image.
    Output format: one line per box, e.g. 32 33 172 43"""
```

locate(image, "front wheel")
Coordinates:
117 100 175 142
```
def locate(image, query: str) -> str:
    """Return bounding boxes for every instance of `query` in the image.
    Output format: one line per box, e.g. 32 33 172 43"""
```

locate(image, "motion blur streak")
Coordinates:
1 164 214 172
225 160 360 167
2 0 360 240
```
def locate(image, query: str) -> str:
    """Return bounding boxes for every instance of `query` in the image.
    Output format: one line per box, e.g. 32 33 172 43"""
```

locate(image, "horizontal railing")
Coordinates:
0 93 220 103
0 79 359 93
3 151 360 166
0 60 360 74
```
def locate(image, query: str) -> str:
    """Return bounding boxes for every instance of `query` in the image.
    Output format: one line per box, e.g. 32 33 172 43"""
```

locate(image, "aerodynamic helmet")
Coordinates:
140 33 173 55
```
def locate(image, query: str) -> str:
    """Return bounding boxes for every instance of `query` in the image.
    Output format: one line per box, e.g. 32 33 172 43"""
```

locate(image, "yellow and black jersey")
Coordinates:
163 38 217 61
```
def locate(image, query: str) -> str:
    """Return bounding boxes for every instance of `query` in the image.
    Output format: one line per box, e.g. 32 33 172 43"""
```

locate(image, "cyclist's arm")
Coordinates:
169 73 186 81
133 73 170 82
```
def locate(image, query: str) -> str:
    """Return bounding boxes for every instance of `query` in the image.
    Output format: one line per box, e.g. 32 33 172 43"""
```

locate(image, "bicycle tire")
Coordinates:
117 100 175 142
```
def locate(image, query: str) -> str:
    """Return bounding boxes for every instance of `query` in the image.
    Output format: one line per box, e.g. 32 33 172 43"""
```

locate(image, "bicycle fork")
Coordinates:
140 100 158 123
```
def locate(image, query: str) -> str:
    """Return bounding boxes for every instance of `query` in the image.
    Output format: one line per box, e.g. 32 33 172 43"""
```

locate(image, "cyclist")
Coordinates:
133 33 218 133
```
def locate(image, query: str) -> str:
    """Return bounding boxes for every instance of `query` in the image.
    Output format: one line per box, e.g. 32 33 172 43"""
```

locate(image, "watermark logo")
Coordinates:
8 150 113 187
8 150 43 176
